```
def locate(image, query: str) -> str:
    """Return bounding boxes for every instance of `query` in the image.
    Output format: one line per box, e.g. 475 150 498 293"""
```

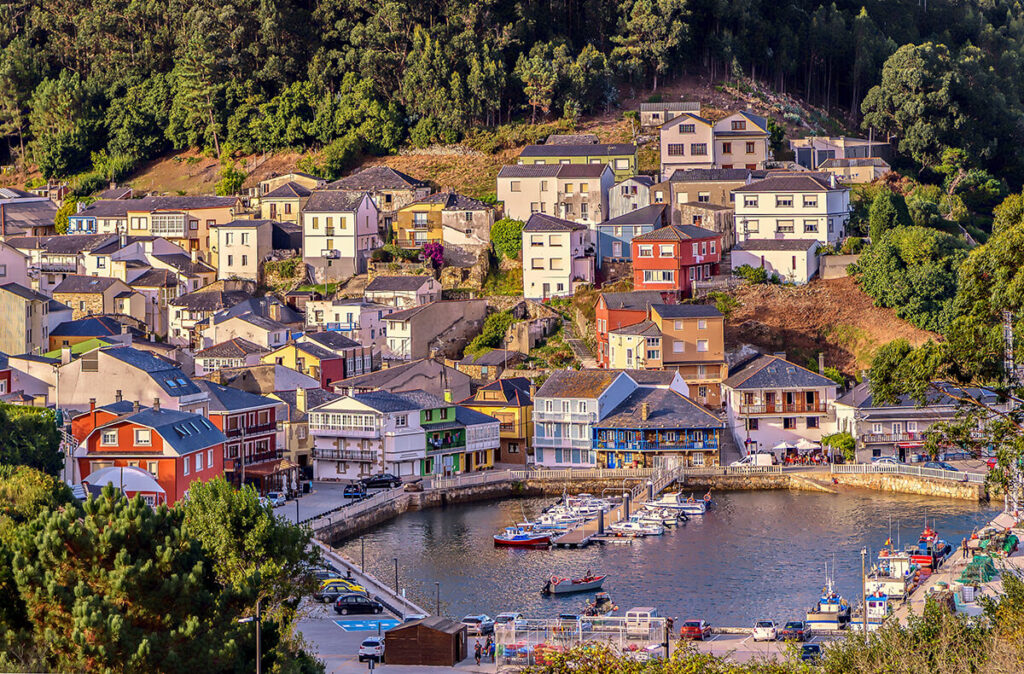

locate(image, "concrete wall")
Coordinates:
831 471 986 502
820 254 861 280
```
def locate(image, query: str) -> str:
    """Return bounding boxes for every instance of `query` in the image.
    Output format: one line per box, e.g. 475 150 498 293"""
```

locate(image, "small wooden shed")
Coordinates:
384 617 468 666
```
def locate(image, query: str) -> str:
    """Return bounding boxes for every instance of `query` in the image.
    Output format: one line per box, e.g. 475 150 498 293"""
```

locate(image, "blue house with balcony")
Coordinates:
67 200 131 235
593 386 724 468
595 203 668 270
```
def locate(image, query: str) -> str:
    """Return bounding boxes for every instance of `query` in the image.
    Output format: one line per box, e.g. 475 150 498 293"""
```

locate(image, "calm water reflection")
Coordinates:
336 490 996 625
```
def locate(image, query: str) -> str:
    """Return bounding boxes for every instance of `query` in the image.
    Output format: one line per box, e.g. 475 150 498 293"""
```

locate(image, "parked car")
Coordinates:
343 483 367 498
360 473 402 489
308 567 338 583
679 619 712 640
461 614 495 635
334 594 384 615
924 461 958 472
494 612 523 628
358 636 384 663
264 491 286 506
752 619 777 641
800 643 823 663
730 453 775 467
872 456 902 465
314 579 368 602
778 620 809 641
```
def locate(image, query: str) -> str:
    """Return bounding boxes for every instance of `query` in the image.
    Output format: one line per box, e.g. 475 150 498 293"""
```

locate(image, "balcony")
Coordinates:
427 438 466 454
228 449 281 471
860 432 926 445
534 436 592 449
593 439 719 452
739 402 829 415
534 410 597 423
325 322 359 331
40 260 78 273
313 448 377 462
224 422 278 438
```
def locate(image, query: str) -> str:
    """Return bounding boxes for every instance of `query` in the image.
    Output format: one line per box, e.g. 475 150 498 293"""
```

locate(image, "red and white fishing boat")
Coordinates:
493 526 551 548
905 525 952 569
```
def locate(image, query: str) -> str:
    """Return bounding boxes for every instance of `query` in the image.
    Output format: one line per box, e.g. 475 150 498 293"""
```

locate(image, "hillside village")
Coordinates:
0 88 972 510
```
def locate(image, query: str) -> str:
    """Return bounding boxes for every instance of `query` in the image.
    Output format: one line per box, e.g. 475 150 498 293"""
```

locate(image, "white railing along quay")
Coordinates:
831 463 987 484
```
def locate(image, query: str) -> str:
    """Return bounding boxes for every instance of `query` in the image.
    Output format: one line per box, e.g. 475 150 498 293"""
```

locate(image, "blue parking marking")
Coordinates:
335 619 401 632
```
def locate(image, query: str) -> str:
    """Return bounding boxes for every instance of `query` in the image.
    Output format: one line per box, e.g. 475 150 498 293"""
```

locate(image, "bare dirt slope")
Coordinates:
726 276 937 375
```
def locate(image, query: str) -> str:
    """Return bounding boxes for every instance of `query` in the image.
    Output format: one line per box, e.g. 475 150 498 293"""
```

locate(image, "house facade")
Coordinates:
0 283 50 355
639 101 701 128
66 200 130 235
517 143 637 179
325 166 431 232
194 337 269 375
459 377 533 465
302 191 380 280
660 112 770 179
210 220 273 282
52 275 146 322
595 204 668 270
394 192 493 249
733 173 851 246
650 304 726 407
608 176 654 218
496 164 614 229
595 291 667 368
259 182 311 223
304 299 394 347
731 238 821 284
790 136 891 170
364 275 442 308
723 355 838 456
384 299 487 361
521 213 594 300
125 196 239 257
632 224 722 296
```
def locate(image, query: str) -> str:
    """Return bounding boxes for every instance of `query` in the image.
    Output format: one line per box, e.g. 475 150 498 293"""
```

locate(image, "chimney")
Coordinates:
818 352 825 375
61 346 72 365
773 351 786 360
133 400 140 413
89 398 96 411
296 387 307 413
640 402 650 421
121 323 130 335
269 302 281 322
443 389 452 403
152 398 160 411
119 232 127 248
115 390 123 402
529 383 537 400
190 249 198 263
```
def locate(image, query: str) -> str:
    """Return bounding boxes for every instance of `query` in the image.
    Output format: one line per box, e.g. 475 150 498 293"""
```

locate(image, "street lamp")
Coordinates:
393 557 399 594
238 598 262 674
361 538 365 572
435 581 441 616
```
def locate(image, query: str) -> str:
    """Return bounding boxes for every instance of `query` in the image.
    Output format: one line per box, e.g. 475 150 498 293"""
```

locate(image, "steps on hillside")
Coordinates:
718 424 743 465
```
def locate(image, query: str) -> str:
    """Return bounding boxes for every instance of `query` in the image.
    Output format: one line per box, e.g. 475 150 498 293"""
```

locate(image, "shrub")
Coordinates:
491 217 525 260
733 264 777 284
370 248 392 262
706 291 739 320
69 172 106 197
869 189 913 241
215 162 246 196
823 366 846 387
465 311 516 355
840 237 865 254
422 241 444 268
823 431 856 462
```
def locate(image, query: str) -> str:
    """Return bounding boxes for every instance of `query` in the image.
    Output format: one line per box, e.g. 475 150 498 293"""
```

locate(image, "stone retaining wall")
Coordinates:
831 472 987 502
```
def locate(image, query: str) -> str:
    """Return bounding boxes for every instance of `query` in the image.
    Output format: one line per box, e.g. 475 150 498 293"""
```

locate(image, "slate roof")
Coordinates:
457 350 527 367
665 168 767 183
535 369 622 399
455 405 500 427
301 331 361 351
0 187 38 198
522 213 586 232
664 112 712 127
651 304 722 319
404 191 491 211
0 282 48 302
678 201 732 211
617 175 654 187
615 370 679 386
169 289 252 311
835 381 998 410
52 275 124 294
50 316 124 337
348 390 431 413
600 291 665 311
130 268 178 288
639 102 701 112
89 236 158 255
227 312 288 332
48 298 71 313
556 164 611 178
209 219 273 229
723 355 838 390
152 253 216 276
819 157 889 168
520 143 636 157
602 204 668 227
303 190 368 213
292 341 340 361
498 164 563 178
334 358 458 392
102 346 203 397
208 298 302 326
733 238 820 251
459 377 533 407
130 196 237 211
609 319 661 336
365 276 435 293
99 408 226 455
195 380 279 412
7 233 114 253
595 387 723 429
263 182 312 199
386 303 435 321
325 166 427 191
94 187 133 200
633 223 719 241
545 133 599 145
73 199 130 218
734 174 837 192
0 200 58 234
195 337 269 359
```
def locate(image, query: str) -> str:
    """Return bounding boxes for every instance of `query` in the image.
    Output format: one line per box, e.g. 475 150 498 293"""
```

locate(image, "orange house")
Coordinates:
77 404 227 504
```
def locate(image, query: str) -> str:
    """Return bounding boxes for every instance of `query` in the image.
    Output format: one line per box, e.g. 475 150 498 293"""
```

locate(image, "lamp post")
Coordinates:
361 538 365 572
238 598 262 674
393 557 399 593
860 547 868 635
435 581 441 616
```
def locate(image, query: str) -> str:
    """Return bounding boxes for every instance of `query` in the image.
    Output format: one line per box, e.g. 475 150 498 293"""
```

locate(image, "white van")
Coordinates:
730 453 775 467
625 606 660 636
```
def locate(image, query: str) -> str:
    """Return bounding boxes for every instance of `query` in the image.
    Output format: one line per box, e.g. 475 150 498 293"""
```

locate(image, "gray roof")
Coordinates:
455 405 499 427
301 331 361 351
152 253 216 276
498 164 563 179
545 133 599 145
130 268 178 288
536 369 622 399
348 390 435 413
601 204 667 227
274 388 339 421
0 282 48 302
170 289 252 310
132 195 237 211
520 143 635 157
665 168 767 183
209 219 273 229
325 166 428 191
195 380 278 412
53 275 124 294
522 213 586 232
819 157 890 168
196 337 269 359
457 350 527 367
102 346 203 397
633 223 719 242
334 358 460 393
99 408 226 455
724 355 838 390
835 381 997 409
292 341 339 361
595 387 722 430
263 182 312 198
616 176 654 187
734 174 838 193
652 304 722 319
405 191 490 211
7 233 114 253
303 190 368 213
365 276 435 293
639 102 701 112
609 319 661 336
72 200 130 219
734 238 820 251
229 312 288 332
0 200 58 234
94 187 132 200
553 164 610 178
615 370 679 386
209 297 301 326
600 291 666 311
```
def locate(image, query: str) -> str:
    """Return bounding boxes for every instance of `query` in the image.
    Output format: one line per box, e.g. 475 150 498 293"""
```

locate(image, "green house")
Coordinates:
518 143 638 179
418 400 467 476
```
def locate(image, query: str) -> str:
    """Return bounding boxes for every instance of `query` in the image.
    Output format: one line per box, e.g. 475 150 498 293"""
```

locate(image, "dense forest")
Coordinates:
4 0 1024 182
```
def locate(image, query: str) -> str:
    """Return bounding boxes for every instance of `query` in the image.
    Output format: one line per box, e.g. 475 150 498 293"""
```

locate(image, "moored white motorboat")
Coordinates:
493 526 551 548
645 492 708 515
609 519 664 536
542 573 607 595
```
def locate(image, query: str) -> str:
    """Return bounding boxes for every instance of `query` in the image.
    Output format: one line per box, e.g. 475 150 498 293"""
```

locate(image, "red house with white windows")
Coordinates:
594 291 673 368
631 224 722 297
76 403 227 504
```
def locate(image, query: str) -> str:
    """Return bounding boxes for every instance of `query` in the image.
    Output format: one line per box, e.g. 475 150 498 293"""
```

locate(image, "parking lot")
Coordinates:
274 482 391 524
686 632 833 663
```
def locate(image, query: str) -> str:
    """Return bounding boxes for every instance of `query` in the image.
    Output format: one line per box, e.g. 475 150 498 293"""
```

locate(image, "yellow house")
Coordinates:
126 196 240 259
394 194 445 248
259 182 311 223
458 377 534 465
260 341 343 389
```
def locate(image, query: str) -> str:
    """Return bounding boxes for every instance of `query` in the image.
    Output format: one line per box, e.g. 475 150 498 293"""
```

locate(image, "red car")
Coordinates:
680 619 712 640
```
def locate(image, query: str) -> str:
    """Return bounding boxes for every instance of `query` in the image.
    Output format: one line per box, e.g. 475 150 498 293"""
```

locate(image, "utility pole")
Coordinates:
435 581 441 616
860 547 868 635
239 597 262 674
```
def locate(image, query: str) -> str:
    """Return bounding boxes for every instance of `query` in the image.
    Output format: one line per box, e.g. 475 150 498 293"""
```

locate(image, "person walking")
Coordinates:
961 537 969 561
474 639 482 666
489 639 496 662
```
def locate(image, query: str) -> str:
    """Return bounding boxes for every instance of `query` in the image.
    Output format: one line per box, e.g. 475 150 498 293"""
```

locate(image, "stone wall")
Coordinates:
831 472 986 502
820 254 861 280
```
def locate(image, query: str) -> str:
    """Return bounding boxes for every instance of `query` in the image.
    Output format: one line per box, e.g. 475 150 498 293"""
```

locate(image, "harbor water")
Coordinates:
336 490 996 625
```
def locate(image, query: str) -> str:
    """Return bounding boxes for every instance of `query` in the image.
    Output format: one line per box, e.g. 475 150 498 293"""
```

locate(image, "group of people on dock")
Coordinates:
474 636 496 665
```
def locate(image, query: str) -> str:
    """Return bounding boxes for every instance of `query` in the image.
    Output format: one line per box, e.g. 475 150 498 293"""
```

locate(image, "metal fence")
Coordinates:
495 617 669 667
831 463 987 484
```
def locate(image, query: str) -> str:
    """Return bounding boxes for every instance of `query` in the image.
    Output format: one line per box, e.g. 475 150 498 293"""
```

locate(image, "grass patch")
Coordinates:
481 267 524 296
296 283 339 295
528 323 577 369
823 323 879 366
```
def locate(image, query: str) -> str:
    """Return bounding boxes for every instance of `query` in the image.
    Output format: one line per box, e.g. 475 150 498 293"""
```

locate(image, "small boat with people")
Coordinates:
583 591 618 617
542 571 607 595
645 491 710 515
805 566 851 630
493 526 551 548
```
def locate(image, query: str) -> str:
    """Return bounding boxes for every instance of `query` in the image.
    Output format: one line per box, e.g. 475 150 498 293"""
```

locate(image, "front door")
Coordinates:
270 203 277 219
765 392 777 412
542 283 551 298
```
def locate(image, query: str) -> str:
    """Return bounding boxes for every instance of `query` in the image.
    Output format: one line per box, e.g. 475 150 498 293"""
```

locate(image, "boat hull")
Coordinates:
548 576 606 594
494 535 550 548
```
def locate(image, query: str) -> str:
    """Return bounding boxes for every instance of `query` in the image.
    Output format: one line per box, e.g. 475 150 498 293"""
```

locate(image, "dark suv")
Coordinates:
334 594 385 615
360 473 402 489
